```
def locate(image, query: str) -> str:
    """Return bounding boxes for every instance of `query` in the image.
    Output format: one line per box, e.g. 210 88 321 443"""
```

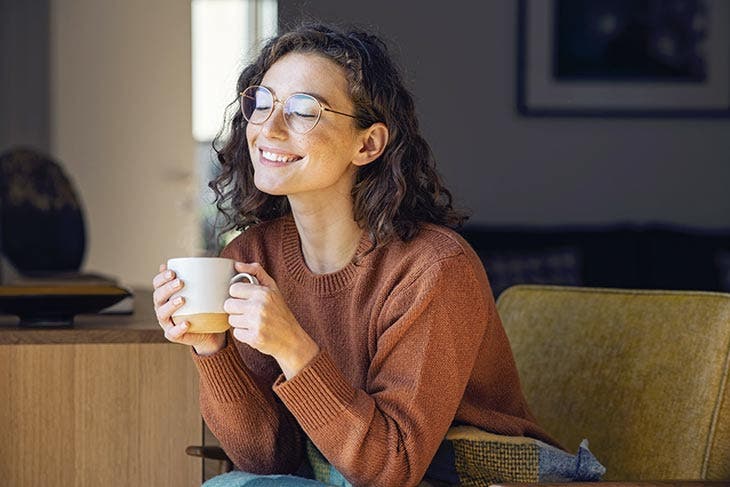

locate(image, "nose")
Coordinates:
261 102 289 139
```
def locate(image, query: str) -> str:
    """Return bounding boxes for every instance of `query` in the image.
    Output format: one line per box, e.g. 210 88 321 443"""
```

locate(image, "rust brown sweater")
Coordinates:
191 216 558 486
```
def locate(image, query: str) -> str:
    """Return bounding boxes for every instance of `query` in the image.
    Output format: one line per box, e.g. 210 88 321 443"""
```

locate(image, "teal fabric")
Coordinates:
202 471 335 487
305 441 352 487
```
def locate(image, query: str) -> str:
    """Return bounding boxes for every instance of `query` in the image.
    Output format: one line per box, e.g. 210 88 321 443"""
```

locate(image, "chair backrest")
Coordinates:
496 285 730 481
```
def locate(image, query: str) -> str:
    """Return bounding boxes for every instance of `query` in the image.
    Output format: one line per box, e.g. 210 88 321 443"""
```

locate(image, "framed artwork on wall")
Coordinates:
517 0 730 117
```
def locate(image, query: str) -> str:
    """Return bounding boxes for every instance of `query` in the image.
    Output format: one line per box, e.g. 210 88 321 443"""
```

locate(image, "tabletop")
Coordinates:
0 289 168 345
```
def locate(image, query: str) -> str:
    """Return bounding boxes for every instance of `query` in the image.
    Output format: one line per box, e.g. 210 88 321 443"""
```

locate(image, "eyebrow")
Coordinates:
264 85 335 107
303 91 334 107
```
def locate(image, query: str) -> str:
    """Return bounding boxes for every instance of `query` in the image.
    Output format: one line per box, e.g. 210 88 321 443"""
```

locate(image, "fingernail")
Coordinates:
173 279 181 288
173 296 183 305
165 271 173 279
180 322 188 329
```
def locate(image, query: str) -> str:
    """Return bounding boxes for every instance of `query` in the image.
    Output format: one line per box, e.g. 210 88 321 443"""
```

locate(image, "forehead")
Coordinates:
261 52 351 104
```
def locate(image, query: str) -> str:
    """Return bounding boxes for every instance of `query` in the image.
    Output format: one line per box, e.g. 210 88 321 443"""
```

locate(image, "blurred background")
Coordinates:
1 0 728 289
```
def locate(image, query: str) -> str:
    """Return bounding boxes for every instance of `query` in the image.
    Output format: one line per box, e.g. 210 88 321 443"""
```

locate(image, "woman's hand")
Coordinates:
152 263 226 356
225 262 320 379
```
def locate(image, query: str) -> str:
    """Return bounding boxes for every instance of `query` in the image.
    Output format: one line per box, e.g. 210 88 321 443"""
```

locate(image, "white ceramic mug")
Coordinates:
166 257 258 333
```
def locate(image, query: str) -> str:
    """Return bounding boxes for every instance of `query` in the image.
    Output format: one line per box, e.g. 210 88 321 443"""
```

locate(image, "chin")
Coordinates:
253 177 289 196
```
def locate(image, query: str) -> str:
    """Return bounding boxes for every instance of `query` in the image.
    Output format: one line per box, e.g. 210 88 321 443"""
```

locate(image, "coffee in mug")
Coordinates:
166 257 258 333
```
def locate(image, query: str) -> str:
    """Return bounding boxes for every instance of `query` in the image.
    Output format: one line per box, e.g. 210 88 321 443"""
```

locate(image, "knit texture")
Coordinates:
191 216 559 487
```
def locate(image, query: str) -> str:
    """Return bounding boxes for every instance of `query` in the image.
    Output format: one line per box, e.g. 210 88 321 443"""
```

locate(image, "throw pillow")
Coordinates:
306 426 605 487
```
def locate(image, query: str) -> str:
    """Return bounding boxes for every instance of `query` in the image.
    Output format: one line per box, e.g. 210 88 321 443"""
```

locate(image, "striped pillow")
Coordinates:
307 426 605 487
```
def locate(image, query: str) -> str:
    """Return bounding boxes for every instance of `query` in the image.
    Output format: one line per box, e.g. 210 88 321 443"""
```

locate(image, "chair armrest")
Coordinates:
186 445 234 475
185 445 231 462
490 482 730 487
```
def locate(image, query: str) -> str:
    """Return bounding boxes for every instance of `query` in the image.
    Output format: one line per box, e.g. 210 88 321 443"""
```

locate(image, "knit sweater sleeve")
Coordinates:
191 336 305 473
273 253 490 487
189 231 305 474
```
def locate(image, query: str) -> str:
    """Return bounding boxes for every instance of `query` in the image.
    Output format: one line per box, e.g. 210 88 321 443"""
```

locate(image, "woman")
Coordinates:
152 23 559 486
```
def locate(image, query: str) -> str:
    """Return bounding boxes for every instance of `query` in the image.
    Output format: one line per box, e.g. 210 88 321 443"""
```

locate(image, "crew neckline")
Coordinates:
281 216 373 295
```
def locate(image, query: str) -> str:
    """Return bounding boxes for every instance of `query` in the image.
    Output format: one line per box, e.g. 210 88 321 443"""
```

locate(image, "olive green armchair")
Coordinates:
189 285 730 485
493 285 730 486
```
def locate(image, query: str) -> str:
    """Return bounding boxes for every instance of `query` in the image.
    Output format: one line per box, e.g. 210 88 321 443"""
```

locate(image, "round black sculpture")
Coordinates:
0 147 86 274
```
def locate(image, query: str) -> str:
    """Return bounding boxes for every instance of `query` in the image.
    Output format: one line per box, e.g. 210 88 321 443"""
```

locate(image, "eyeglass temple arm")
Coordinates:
322 106 359 120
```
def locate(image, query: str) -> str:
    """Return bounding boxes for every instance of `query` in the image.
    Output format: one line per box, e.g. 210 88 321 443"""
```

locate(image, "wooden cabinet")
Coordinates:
0 291 201 486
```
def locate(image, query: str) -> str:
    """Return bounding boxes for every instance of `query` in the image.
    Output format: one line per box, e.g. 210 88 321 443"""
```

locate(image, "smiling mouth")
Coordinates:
260 150 303 163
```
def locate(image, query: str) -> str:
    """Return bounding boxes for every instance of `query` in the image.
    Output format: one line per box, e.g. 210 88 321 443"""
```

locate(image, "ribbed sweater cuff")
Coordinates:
273 350 356 431
190 338 261 403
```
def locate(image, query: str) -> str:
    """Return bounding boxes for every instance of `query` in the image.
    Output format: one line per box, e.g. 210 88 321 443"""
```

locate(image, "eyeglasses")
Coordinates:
240 85 360 134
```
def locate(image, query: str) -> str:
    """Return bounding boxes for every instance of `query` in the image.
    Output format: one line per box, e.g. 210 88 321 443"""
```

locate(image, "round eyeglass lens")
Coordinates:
241 86 273 124
283 94 322 133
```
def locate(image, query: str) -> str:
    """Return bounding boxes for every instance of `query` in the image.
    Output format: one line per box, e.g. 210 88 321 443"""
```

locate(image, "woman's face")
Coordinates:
245 52 364 205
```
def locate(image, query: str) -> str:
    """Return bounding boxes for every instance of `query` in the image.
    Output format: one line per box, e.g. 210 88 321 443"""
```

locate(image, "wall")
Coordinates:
0 0 49 152
49 0 199 287
2 0 729 287
279 0 730 228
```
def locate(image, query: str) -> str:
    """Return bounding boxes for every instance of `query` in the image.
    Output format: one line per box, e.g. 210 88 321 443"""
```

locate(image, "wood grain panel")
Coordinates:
0 342 200 486
135 343 201 486
0 345 76 486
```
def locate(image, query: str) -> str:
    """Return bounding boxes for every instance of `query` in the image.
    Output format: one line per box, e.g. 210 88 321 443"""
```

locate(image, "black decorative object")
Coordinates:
517 0 730 117
0 147 86 274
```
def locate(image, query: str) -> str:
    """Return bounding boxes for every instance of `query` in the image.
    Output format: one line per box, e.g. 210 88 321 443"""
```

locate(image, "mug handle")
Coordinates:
230 272 259 285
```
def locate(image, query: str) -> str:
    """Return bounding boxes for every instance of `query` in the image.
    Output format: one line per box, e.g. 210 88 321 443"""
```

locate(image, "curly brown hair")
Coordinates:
210 22 468 252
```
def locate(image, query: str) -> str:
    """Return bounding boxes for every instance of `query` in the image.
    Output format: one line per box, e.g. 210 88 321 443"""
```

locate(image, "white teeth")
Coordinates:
261 150 300 163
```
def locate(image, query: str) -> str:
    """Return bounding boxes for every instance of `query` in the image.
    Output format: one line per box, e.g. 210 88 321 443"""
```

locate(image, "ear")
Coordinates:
352 122 389 167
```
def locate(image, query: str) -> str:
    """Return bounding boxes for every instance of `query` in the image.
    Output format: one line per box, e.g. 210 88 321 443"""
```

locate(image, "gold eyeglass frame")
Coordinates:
240 85 359 134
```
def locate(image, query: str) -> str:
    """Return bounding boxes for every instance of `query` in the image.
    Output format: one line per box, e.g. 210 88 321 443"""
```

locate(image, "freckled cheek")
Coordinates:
306 132 340 154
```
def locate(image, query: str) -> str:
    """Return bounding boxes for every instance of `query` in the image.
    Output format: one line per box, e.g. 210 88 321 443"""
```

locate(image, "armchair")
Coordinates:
188 285 730 485
494 285 730 485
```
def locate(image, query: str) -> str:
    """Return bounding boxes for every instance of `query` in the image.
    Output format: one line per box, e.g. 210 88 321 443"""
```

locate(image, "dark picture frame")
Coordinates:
516 0 730 117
